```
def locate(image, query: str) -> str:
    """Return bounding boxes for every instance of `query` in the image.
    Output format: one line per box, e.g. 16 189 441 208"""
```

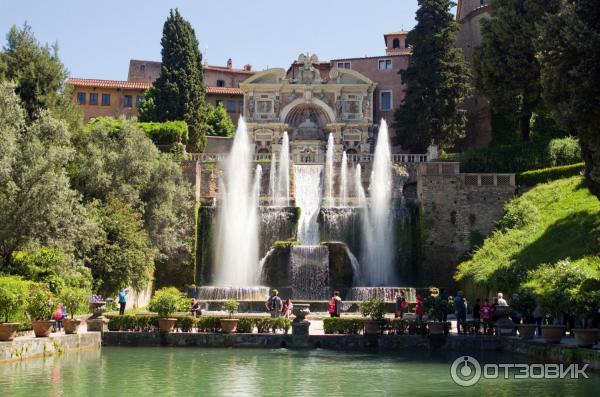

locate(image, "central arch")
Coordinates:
280 98 335 124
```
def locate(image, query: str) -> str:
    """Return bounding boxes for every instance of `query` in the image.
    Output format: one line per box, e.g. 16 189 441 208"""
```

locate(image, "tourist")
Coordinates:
480 298 493 334
415 293 424 322
395 290 408 318
191 298 201 317
329 291 342 318
266 289 283 318
52 304 64 332
472 298 481 322
118 288 128 315
454 291 467 334
282 298 293 319
497 293 508 306
439 288 449 322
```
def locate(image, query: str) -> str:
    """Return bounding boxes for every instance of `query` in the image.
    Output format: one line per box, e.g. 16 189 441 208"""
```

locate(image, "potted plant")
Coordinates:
0 276 28 341
149 287 180 333
512 288 538 340
538 290 567 344
423 295 447 335
571 291 600 348
220 300 240 333
26 284 55 337
360 298 385 334
60 287 89 335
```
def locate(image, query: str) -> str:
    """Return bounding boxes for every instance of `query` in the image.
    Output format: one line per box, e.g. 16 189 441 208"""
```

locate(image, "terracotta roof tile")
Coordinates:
67 78 151 90
206 86 243 95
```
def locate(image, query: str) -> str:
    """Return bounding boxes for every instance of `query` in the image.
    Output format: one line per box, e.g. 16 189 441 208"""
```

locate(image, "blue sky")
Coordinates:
1 0 427 80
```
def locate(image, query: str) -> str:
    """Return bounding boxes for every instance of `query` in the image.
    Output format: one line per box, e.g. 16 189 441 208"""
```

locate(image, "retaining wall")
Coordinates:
0 332 101 364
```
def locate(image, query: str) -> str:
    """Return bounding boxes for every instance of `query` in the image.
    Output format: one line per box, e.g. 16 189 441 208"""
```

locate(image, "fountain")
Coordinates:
355 164 366 208
360 120 395 286
295 165 323 245
278 132 290 207
325 133 334 207
290 245 329 300
340 151 348 207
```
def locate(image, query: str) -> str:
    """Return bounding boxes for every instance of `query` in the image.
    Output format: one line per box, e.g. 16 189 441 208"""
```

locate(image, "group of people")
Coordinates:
265 289 294 318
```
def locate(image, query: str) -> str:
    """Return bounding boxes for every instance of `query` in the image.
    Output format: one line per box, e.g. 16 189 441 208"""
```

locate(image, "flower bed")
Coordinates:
106 315 291 334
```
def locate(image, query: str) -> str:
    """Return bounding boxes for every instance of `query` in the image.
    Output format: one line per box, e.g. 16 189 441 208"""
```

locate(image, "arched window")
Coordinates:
393 38 400 49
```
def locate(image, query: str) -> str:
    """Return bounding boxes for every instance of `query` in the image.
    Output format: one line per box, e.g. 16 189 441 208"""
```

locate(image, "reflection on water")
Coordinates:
0 347 598 397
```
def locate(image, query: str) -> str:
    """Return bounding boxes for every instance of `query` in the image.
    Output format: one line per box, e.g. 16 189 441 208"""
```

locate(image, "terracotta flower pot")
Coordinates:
516 324 537 340
428 322 445 335
0 323 20 341
32 320 55 337
542 325 565 344
572 328 599 348
63 319 82 335
364 320 383 335
220 318 239 334
158 318 177 333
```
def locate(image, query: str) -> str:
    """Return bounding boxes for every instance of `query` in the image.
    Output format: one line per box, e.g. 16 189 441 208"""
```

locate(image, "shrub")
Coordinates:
0 276 29 323
176 316 196 332
360 298 385 321
516 163 585 186
26 284 55 321
222 299 239 318
496 197 540 231
137 121 189 145
236 317 254 333
323 317 364 334
60 286 89 319
149 287 181 318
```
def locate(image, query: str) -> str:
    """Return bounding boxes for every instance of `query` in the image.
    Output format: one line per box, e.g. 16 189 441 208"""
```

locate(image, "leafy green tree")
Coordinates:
473 0 560 141
393 0 470 152
207 103 235 137
0 23 82 130
139 9 210 152
538 0 600 199
0 83 95 269
87 196 155 297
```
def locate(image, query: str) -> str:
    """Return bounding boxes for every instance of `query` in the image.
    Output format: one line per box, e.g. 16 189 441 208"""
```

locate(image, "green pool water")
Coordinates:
0 347 598 396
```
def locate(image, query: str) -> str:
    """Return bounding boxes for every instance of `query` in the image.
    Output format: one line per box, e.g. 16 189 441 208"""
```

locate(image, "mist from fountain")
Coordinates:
355 164 367 208
360 120 395 285
269 155 277 204
277 132 290 206
295 165 323 245
290 245 330 300
214 118 261 286
325 133 334 207
340 151 348 207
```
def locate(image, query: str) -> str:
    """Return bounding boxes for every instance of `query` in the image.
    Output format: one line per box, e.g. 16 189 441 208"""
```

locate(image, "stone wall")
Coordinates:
417 162 515 289
0 333 101 364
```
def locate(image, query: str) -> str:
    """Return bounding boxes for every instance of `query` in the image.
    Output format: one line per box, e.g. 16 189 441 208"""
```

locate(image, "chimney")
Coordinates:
244 64 252 71
227 58 233 69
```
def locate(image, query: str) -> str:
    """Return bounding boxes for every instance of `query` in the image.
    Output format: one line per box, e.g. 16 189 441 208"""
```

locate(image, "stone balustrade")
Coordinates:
189 152 428 164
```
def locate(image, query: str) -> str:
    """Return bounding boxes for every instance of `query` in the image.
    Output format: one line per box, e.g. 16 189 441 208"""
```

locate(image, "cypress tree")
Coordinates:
539 0 600 198
393 0 470 152
473 0 560 141
207 103 235 137
140 9 209 152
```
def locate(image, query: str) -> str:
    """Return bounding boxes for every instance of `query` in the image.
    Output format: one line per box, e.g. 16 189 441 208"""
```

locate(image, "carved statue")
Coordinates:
362 96 371 118
248 98 255 115
336 97 343 118
297 53 322 84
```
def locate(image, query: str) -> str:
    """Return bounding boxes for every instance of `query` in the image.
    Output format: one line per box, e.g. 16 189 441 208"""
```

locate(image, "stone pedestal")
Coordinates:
292 320 311 336
292 303 311 336
86 318 108 332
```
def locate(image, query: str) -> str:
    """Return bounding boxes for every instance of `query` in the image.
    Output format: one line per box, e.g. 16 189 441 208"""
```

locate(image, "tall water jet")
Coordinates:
325 133 334 207
277 132 290 206
214 118 260 286
355 164 367 208
361 120 394 285
340 151 348 207
294 165 323 245
269 155 277 205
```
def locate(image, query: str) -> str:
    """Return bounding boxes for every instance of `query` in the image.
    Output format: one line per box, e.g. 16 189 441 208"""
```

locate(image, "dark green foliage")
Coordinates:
539 0 600 199
393 0 470 151
455 137 582 173
139 9 210 152
206 104 234 137
137 121 189 145
490 111 520 146
516 163 585 187
323 318 364 334
59 286 89 319
360 297 385 321
473 0 560 141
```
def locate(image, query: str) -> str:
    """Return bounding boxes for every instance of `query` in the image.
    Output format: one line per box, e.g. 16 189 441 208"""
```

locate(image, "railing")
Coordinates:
189 152 428 164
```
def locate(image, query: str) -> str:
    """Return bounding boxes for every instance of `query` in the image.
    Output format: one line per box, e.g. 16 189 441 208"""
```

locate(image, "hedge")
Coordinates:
106 315 291 334
323 318 451 335
443 137 582 173
136 121 189 145
516 163 585 186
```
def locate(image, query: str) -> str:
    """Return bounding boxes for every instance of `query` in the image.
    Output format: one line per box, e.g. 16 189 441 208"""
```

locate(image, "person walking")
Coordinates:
118 288 128 316
329 291 342 318
265 289 283 318
439 288 449 322
454 291 467 334
395 290 408 319
52 304 64 332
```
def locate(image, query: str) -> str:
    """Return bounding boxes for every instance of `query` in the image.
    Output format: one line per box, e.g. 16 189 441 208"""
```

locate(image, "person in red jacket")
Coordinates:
415 293 424 321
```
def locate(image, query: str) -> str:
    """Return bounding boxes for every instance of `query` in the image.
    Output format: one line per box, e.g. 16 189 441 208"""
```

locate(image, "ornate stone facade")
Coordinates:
240 54 376 162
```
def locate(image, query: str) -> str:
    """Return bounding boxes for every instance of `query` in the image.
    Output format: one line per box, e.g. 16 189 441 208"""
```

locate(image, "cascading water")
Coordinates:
277 132 290 206
361 120 395 285
294 165 323 245
290 245 329 300
269 155 277 204
214 118 261 286
355 164 367 209
325 133 334 207
340 151 348 207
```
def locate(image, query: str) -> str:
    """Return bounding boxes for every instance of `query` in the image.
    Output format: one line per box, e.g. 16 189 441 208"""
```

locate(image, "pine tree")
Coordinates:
539 0 600 198
207 103 235 137
139 9 210 152
393 0 470 152
473 0 560 141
